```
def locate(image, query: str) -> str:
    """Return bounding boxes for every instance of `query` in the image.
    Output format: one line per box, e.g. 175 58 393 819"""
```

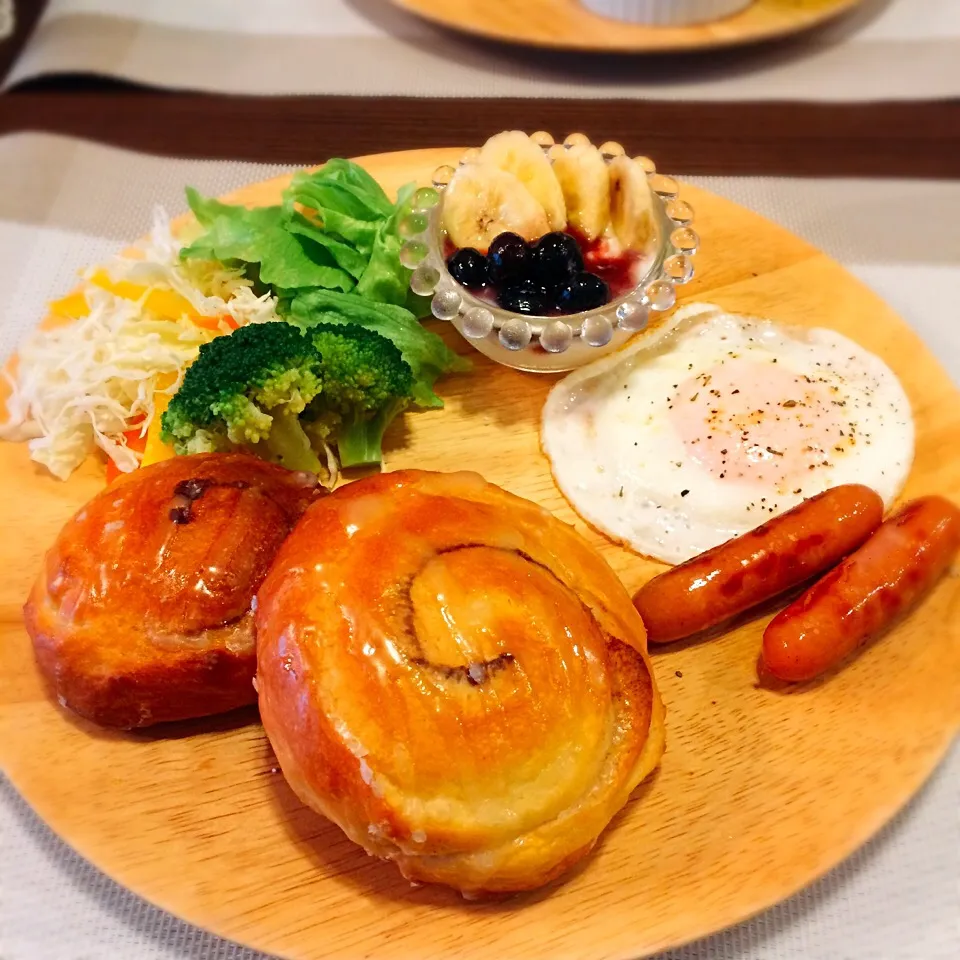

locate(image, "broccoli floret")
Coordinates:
162 322 327 474
161 320 414 475
180 427 233 456
306 325 413 467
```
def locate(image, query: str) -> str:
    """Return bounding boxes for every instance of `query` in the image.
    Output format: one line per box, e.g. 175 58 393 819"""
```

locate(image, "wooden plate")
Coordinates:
390 0 866 53
1 148 958 960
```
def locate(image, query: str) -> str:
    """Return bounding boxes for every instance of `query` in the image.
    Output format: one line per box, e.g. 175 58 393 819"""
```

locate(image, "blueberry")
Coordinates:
498 279 549 315
558 272 610 313
538 282 566 311
447 248 489 288
487 232 530 286
530 232 583 287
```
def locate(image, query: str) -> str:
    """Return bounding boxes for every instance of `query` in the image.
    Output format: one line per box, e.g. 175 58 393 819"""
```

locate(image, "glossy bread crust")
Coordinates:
25 453 321 728
256 469 665 896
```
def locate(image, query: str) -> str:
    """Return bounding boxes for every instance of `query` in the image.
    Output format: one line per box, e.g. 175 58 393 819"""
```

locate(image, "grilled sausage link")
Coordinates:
633 485 883 644
762 496 960 682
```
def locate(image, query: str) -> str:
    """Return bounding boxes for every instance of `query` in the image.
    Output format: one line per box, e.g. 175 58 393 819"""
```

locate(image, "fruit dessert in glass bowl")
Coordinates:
401 131 698 372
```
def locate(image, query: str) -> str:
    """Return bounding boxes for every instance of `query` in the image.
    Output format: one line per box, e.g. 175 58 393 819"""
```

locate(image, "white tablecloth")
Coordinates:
4 0 960 102
0 132 958 959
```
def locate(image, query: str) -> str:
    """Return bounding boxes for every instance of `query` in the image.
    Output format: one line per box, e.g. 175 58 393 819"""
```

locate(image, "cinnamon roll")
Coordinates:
256 470 665 896
25 453 321 728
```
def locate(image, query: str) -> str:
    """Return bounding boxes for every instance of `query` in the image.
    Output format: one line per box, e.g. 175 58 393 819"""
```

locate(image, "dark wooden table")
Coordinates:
1 0 958 177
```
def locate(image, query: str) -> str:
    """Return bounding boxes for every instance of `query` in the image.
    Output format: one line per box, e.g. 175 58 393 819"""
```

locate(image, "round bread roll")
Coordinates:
256 469 665 896
25 453 321 729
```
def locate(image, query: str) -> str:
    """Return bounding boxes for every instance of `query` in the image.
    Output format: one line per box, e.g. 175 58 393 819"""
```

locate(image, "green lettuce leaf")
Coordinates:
285 158 393 221
281 159 393 262
182 160 421 309
285 211 369 280
180 189 354 292
355 182 416 308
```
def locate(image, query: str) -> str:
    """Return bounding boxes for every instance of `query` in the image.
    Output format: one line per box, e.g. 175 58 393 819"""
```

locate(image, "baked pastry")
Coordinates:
256 469 665 896
25 453 321 729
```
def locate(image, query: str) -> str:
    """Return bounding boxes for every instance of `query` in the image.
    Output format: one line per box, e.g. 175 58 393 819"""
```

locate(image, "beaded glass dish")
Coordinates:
397 134 698 372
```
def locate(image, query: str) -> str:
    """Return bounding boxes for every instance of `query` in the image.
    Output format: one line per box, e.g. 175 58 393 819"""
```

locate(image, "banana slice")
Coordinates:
552 144 610 242
608 155 655 252
442 162 549 251
479 130 567 232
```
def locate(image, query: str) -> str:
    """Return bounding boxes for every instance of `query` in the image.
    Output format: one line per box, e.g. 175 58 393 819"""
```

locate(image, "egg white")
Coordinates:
541 304 915 564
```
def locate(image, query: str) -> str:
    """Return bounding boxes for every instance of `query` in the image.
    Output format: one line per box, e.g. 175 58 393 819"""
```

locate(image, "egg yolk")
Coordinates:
670 358 850 493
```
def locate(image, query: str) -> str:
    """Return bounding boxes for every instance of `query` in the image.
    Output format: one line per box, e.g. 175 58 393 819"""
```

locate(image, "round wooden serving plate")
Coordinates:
1 148 958 960
391 0 866 53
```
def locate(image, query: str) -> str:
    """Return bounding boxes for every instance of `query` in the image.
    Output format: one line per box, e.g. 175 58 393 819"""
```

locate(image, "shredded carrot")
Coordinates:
105 424 149 484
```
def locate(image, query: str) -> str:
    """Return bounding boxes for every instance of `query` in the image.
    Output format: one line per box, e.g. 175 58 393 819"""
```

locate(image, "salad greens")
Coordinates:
174 157 468 470
181 158 419 309
181 193 355 293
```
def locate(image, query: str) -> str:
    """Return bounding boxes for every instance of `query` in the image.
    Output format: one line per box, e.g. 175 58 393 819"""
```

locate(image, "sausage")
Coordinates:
762 496 960 682
633 485 883 644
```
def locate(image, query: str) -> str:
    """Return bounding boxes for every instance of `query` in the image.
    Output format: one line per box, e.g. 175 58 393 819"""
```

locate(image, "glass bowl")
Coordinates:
398 135 698 373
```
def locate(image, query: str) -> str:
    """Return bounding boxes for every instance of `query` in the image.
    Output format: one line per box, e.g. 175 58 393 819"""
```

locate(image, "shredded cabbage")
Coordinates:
1 289 209 479
104 206 282 329
0 207 282 480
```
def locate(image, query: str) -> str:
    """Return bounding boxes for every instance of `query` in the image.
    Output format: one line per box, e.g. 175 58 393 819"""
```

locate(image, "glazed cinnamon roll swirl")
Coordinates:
256 470 665 896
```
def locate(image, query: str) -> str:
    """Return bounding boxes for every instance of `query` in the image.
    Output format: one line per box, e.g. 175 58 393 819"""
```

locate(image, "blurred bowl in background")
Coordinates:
580 0 753 27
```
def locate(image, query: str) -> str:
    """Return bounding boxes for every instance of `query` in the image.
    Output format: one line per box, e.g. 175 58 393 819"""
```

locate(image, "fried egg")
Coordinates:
541 303 914 564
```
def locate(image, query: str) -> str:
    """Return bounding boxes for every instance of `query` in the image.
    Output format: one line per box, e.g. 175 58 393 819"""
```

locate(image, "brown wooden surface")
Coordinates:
393 0 865 52
1 149 958 960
